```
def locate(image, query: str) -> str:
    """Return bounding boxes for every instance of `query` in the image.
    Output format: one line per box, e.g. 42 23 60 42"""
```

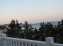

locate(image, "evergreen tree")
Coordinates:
29 24 33 31
39 22 45 41
45 22 54 37
24 21 29 31
24 21 30 39
15 20 21 37
39 22 45 32
57 19 63 43
6 19 21 37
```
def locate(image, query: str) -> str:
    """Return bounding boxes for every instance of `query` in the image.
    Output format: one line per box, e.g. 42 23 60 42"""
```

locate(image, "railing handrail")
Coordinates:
5 37 46 44
0 33 63 46
52 43 63 46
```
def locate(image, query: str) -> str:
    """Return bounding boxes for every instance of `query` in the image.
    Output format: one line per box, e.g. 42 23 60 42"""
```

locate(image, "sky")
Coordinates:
0 0 63 24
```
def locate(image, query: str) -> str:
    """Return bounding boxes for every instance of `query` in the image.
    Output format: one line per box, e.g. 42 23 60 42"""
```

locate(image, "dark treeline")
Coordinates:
0 25 6 30
5 19 63 44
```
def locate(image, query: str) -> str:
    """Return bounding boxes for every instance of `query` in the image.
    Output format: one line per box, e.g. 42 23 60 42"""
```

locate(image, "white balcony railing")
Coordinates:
0 33 63 46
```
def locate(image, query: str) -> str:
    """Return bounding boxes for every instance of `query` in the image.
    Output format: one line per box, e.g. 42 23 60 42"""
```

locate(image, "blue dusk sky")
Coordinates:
0 0 63 24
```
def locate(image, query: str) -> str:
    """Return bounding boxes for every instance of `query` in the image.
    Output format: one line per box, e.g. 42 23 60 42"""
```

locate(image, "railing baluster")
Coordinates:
14 41 16 46
11 40 13 46
9 40 11 46
21 42 24 46
18 41 20 46
33 44 35 46
15 41 17 46
17 41 19 46
25 43 27 46
37 45 40 46
10 40 11 46
12 41 13 46
0 40 2 46
10 40 12 46
20 42 21 46
27 43 29 46
23 43 25 46
0 40 1 45
13 41 15 46
28 43 31 46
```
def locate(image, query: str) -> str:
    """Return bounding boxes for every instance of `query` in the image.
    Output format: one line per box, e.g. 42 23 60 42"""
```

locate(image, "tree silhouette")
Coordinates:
24 21 29 31
39 22 45 41
57 19 63 43
23 21 31 39
6 19 21 37
5 19 63 43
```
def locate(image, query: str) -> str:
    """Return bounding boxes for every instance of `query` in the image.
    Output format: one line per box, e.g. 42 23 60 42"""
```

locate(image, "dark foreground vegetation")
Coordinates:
5 19 63 44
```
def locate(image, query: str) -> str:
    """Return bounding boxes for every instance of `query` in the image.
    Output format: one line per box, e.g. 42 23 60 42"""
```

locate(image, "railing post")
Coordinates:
46 37 54 46
2 34 7 46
